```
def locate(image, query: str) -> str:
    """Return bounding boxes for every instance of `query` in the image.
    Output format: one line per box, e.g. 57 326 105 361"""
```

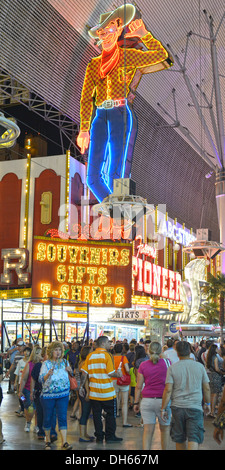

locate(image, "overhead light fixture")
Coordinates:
183 240 225 260
0 112 20 148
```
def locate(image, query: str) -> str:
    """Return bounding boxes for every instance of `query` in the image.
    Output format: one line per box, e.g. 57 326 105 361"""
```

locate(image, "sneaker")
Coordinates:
33 426 39 433
24 422 31 432
62 442 73 450
106 436 123 443
45 442 52 450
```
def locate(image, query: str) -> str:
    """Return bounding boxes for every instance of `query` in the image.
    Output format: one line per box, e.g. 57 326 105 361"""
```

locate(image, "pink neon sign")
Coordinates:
132 257 181 301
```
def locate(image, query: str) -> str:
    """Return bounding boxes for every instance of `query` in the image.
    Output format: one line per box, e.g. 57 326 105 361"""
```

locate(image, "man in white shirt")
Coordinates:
164 339 179 364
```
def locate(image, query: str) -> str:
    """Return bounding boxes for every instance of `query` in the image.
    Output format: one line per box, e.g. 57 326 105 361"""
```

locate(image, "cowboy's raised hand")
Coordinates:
124 19 148 39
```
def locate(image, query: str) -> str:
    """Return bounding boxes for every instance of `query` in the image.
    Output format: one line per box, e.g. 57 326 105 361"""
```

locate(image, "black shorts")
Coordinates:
170 407 205 444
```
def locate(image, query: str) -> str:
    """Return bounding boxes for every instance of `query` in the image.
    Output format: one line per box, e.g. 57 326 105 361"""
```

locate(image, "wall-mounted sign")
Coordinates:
132 237 181 301
0 288 32 300
169 322 179 335
132 257 181 301
1 248 30 286
110 309 150 321
32 237 132 307
158 219 195 246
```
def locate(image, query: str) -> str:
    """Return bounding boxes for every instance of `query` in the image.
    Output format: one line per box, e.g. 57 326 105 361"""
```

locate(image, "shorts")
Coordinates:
113 380 129 393
140 398 171 426
170 407 205 444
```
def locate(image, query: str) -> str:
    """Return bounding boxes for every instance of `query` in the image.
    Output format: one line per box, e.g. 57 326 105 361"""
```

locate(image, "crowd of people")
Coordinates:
0 335 225 450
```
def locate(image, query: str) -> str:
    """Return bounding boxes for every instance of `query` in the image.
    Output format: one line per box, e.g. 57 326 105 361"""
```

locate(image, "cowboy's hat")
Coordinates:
88 3 137 39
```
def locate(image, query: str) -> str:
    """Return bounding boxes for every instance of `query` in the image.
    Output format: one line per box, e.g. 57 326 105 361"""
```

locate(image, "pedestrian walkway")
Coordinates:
0 379 224 451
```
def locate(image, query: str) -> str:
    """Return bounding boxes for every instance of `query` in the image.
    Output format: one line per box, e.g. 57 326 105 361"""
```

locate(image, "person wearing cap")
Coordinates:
77 3 173 202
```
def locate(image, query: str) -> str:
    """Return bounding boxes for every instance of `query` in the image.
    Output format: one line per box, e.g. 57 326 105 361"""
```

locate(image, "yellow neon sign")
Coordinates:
33 237 132 307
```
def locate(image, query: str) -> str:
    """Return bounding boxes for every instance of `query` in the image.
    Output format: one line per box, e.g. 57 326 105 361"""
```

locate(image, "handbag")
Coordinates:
68 374 78 391
117 356 131 386
64 360 78 390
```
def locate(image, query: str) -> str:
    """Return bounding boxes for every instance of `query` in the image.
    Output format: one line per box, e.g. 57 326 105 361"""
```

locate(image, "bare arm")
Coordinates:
18 363 29 396
78 371 88 397
133 372 144 414
30 376 35 401
108 369 122 379
161 383 173 421
202 382 211 405
214 357 224 374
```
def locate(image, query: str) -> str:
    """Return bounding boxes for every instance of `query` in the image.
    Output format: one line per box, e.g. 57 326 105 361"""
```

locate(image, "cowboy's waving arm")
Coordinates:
77 62 96 154
125 19 172 70
124 19 148 39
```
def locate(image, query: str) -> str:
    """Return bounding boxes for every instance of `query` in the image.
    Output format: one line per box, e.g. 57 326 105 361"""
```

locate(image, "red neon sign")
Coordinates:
132 257 181 301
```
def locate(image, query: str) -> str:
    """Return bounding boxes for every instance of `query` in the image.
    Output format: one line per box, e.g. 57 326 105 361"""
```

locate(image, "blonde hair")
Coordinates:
41 346 47 358
29 344 42 364
149 342 162 364
47 341 64 360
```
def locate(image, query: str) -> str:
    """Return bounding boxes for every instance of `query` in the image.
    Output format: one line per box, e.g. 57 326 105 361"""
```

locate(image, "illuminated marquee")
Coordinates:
32 237 132 307
158 219 195 246
132 238 181 301
132 258 181 301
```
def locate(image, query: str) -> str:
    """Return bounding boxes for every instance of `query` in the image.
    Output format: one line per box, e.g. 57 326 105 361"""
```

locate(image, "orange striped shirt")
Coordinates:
81 348 116 401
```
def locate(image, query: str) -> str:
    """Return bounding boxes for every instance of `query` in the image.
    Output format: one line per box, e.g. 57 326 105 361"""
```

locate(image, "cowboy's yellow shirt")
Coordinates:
80 32 172 132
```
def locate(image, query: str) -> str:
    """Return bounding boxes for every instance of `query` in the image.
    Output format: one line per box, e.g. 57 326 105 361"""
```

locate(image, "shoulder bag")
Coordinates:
64 359 78 390
68 374 78 391
117 356 131 386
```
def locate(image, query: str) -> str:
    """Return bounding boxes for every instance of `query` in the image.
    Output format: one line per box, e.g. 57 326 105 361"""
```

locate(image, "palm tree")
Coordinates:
198 300 219 325
202 273 225 343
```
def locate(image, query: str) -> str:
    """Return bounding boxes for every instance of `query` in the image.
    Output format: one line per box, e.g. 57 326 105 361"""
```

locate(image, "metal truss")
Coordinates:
157 10 225 173
0 68 82 158
156 88 216 170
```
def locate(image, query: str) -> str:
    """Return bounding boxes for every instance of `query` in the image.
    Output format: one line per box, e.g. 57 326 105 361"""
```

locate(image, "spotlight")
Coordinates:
0 112 20 148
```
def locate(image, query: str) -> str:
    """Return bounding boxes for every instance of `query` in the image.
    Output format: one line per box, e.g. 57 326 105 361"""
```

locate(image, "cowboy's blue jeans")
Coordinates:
87 103 137 202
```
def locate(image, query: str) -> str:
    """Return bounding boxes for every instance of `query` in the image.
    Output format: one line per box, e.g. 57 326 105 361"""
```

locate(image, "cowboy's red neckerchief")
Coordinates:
100 43 120 78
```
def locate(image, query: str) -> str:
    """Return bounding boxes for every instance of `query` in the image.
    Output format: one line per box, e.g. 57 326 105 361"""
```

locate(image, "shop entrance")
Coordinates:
0 297 89 351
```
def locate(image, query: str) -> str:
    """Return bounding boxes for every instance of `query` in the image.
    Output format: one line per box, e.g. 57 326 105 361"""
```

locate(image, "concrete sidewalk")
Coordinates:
0 379 224 452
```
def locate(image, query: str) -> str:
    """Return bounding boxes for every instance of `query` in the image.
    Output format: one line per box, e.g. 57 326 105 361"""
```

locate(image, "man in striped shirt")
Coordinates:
79 336 123 443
